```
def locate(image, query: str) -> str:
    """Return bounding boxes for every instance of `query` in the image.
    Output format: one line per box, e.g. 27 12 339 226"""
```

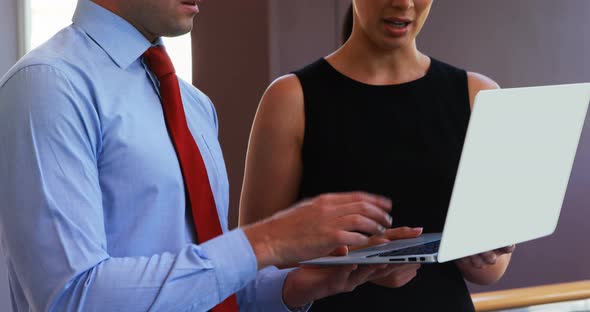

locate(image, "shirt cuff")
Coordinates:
200 228 258 301
255 267 312 312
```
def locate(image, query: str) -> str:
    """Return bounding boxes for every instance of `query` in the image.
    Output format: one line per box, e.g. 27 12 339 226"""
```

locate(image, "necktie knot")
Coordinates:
143 46 176 80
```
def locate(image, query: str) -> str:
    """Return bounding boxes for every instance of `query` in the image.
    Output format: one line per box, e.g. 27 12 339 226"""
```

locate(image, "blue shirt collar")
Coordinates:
72 0 161 69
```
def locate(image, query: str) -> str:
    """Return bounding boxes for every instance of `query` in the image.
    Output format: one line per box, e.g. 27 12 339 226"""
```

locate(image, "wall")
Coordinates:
192 0 272 228
0 0 18 308
419 0 590 87
265 0 347 78
0 0 18 72
269 0 346 79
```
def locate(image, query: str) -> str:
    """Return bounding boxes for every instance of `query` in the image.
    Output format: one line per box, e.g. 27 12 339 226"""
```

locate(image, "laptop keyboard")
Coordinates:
368 240 441 258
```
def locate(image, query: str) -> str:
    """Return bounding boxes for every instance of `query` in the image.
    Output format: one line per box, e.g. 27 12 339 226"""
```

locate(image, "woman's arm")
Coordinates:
239 74 306 225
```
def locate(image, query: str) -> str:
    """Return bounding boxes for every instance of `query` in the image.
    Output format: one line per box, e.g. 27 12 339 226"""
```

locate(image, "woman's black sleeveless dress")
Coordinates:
293 57 475 311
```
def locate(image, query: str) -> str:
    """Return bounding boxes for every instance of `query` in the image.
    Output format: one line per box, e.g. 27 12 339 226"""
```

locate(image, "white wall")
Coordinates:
0 0 18 310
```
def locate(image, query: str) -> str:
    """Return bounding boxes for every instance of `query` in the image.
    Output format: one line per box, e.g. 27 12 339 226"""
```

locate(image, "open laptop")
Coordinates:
303 82 590 265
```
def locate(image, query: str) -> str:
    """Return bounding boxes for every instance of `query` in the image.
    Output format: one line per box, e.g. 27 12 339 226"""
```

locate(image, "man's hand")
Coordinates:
281 246 410 309
243 192 393 269
354 227 424 288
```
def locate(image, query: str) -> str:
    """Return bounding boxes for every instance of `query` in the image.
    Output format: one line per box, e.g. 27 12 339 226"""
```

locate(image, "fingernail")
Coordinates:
386 214 393 224
414 227 423 232
379 225 386 233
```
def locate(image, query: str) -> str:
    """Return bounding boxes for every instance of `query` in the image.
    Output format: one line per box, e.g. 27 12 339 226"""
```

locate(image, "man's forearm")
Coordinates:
14 230 257 311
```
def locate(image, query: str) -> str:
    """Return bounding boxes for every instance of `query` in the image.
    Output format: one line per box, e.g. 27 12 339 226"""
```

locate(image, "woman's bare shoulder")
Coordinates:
265 74 303 100
467 72 500 109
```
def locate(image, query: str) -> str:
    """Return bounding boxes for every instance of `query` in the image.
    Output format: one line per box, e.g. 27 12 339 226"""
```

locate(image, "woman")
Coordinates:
240 1 514 310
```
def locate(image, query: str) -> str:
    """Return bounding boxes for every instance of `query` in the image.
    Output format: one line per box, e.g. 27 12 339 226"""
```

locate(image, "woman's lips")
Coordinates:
383 18 412 37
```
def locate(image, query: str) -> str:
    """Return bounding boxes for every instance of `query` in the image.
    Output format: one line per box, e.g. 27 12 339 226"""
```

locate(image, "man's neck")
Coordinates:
90 0 158 43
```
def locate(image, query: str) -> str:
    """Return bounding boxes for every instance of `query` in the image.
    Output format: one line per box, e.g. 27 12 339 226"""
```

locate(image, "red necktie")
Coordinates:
143 46 239 312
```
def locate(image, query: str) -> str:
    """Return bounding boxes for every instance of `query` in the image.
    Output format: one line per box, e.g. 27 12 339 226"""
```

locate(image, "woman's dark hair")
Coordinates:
341 4 353 45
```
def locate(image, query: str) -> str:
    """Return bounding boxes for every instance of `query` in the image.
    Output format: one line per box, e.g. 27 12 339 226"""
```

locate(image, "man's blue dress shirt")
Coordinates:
0 0 291 311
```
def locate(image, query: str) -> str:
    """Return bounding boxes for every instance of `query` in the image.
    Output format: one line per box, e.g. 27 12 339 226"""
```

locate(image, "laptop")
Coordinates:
303 83 590 265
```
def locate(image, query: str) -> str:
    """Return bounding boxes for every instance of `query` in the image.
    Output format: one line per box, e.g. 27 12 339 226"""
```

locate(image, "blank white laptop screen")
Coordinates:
438 83 590 262
303 82 590 265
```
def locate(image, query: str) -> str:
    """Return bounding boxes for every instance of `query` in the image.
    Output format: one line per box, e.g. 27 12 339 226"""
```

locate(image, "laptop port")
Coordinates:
388 259 405 262
408 257 417 262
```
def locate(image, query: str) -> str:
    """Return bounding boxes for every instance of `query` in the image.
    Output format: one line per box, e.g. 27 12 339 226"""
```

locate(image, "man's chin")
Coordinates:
164 24 194 38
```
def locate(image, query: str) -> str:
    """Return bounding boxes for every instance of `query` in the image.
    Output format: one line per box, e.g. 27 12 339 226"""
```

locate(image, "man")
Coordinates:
0 0 422 311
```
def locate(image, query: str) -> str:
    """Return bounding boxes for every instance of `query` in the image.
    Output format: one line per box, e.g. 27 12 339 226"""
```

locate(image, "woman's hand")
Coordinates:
457 245 516 269
455 245 516 285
